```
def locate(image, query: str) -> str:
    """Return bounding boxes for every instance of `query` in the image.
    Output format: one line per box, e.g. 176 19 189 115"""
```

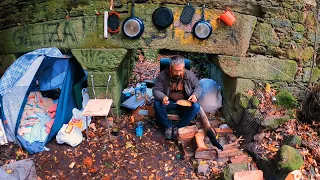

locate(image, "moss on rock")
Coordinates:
276 90 298 109
278 145 304 172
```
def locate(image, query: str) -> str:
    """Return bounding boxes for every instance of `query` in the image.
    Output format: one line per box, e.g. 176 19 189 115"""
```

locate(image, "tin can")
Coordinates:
141 85 146 97
135 87 141 100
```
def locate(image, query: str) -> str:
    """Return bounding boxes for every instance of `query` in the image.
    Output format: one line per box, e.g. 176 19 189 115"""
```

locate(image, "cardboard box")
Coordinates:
132 105 155 117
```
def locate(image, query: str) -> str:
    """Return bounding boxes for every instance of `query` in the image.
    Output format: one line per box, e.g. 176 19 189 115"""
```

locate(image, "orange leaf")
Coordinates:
83 157 93 167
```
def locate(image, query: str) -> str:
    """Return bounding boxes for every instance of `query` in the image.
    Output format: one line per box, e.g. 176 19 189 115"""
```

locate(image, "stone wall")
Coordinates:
0 0 319 125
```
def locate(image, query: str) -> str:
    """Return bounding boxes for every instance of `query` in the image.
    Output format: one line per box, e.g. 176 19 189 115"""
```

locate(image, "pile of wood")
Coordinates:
178 125 243 160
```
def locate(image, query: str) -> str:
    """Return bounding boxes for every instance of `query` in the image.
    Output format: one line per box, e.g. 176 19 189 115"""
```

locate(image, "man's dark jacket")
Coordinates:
153 68 202 101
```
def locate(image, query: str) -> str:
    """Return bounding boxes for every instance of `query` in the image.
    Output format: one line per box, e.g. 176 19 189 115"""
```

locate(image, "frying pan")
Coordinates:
122 0 144 39
108 0 120 33
192 5 212 40
152 3 173 30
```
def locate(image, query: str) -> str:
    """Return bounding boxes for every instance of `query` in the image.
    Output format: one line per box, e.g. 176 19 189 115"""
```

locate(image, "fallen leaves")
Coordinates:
69 162 76 168
83 157 93 167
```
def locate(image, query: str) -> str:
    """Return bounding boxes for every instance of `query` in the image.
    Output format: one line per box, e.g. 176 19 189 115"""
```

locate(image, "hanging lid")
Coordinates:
180 2 195 25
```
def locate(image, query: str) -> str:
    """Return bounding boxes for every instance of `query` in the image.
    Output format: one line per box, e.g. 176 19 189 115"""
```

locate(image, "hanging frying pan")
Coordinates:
180 2 195 25
192 5 212 40
152 2 173 30
122 0 144 39
108 0 120 33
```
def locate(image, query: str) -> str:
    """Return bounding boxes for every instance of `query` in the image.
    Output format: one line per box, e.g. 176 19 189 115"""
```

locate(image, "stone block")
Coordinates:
261 115 290 129
216 55 297 81
293 23 305 32
0 4 257 57
288 11 302 23
278 145 304 172
72 49 128 72
261 6 283 15
223 163 249 180
249 45 266 54
0 54 16 75
266 46 286 57
269 18 292 28
287 45 314 61
254 23 280 46
284 135 302 147
303 67 320 82
235 78 255 94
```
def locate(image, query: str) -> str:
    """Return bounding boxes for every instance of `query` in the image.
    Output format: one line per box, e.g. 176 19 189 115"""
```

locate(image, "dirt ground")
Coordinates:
0 115 207 180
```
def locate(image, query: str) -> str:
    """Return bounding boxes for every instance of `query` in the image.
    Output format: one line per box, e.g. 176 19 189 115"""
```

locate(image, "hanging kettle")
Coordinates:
192 5 212 40
122 0 144 39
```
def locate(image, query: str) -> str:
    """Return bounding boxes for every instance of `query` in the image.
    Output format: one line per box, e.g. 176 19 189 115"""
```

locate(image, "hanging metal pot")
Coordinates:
192 5 212 40
122 0 144 39
152 2 173 30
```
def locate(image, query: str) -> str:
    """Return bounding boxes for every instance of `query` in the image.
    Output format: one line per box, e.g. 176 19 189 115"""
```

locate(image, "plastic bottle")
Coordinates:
135 121 143 137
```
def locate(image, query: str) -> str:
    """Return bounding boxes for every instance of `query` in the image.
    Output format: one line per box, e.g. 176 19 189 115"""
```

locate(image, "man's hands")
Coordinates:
162 95 197 105
188 95 197 103
162 96 170 105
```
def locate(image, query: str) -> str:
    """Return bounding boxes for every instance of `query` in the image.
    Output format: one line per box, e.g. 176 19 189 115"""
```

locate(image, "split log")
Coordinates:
168 114 180 121
199 107 223 150
195 150 217 159
217 147 240 158
178 125 198 141
234 170 264 180
198 107 211 130
195 132 208 152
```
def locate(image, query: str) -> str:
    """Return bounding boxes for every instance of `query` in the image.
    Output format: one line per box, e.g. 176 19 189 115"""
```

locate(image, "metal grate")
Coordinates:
237 84 275 142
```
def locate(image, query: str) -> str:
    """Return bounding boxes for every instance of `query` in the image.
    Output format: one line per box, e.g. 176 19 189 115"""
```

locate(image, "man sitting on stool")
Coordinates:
153 55 201 140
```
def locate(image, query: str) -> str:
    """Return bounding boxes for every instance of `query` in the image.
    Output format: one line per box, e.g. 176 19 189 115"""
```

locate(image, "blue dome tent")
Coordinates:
0 48 87 154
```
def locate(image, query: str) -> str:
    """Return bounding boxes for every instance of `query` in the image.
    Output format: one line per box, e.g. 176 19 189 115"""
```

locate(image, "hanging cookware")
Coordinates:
180 2 195 25
122 0 144 39
192 5 212 40
220 10 236 26
108 0 120 33
152 2 173 30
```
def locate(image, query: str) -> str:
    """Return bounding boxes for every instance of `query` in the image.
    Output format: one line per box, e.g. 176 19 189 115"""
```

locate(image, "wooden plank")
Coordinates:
234 170 263 180
178 125 198 141
195 150 217 159
217 147 240 158
82 99 113 116
230 154 249 164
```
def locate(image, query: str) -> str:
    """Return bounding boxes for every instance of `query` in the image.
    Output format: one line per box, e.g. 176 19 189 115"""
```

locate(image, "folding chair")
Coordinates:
82 75 113 140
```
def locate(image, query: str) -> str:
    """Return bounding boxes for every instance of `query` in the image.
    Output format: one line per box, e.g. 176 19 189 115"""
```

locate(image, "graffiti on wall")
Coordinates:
12 17 97 47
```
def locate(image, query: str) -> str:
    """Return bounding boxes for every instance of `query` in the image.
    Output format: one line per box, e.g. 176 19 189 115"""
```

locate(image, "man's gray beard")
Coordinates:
173 76 182 81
